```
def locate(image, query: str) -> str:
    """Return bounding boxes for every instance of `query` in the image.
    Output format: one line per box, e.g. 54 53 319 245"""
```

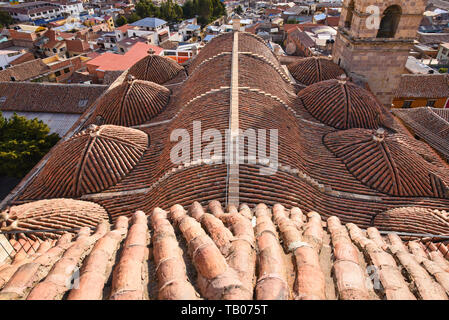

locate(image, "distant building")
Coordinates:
333 0 427 106
0 82 107 136
86 42 162 82
1 2 62 22
128 17 170 45
392 74 449 109
0 49 27 70
437 42 449 64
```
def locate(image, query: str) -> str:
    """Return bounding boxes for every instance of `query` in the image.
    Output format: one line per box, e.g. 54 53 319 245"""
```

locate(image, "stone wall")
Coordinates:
333 0 427 106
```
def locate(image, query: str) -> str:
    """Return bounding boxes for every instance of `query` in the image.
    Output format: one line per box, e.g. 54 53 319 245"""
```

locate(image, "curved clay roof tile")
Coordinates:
324 128 449 198
128 54 184 84
288 57 345 86
0 199 108 236
23 125 148 199
91 77 170 127
298 79 386 130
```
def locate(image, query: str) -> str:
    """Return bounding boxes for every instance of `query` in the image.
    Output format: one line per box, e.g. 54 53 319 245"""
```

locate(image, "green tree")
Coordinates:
196 0 213 25
127 12 141 24
136 0 160 18
0 112 60 178
116 15 128 27
234 5 243 15
0 11 13 28
182 0 195 19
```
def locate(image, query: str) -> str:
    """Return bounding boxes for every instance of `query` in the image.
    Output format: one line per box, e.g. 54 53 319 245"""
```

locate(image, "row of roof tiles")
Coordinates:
0 201 448 300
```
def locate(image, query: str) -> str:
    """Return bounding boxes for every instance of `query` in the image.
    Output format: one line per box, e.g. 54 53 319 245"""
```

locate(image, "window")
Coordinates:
345 0 354 29
0 96 6 103
64 67 70 74
10 76 15 81
79 99 88 107
427 100 436 107
55 71 61 77
377 5 401 38
402 100 413 108
53 48 57 53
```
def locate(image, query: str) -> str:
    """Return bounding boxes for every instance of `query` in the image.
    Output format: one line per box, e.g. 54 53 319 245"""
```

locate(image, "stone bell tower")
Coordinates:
332 0 427 106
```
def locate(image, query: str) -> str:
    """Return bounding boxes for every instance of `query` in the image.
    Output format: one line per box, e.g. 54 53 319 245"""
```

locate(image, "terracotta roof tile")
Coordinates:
0 202 447 300
128 54 184 84
4 30 449 258
0 82 107 114
21 125 148 199
394 74 449 99
0 199 108 238
393 107 449 161
297 79 388 130
288 57 345 86
87 77 170 127
0 59 49 82
324 128 449 198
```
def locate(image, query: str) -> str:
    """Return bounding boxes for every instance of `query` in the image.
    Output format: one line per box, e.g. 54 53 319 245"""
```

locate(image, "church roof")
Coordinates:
0 199 108 237
297 79 387 130
128 54 184 84
2 32 449 297
88 77 170 127
21 125 148 199
324 128 449 198
287 56 345 86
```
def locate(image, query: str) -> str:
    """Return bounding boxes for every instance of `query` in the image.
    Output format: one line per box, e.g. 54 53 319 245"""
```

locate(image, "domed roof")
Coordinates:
287 57 345 86
91 76 170 127
24 125 148 199
324 128 449 198
128 54 184 84
1 199 108 236
374 207 449 235
298 79 386 130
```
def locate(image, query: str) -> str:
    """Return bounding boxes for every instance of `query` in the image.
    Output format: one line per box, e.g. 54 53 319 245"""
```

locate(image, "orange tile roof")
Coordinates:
3 32 449 276
0 202 448 300
87 42 163 71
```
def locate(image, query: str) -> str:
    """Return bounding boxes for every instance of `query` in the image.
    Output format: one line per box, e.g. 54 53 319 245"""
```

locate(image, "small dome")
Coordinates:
91 77 170 127
324 128 449 198
288 57 345 86
1 199 108 236
128 54 184 84
298 79 386 130
374 207 449 235
24 125 148 199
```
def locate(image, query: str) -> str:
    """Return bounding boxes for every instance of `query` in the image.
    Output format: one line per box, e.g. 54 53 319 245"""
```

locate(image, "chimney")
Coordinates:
233 18 241 32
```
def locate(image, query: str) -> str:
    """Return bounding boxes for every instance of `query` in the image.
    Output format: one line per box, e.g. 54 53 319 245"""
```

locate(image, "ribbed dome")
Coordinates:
24 125 148 199
324 128 449 198
374 207 449 235
1 199 108 237
288 57 345 86
91 77 170 126
298 79 385 130
128 54 184 84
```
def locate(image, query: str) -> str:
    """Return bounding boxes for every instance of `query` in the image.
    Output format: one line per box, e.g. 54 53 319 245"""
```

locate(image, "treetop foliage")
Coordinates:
0 112 60 178
120 0 226 27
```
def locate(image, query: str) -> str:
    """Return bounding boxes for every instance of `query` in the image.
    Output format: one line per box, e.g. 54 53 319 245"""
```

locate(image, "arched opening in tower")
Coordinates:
377 5 402 38
344 0 355 29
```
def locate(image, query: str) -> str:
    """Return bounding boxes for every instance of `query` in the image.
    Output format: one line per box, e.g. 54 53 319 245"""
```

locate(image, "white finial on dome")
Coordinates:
373 128 385 142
